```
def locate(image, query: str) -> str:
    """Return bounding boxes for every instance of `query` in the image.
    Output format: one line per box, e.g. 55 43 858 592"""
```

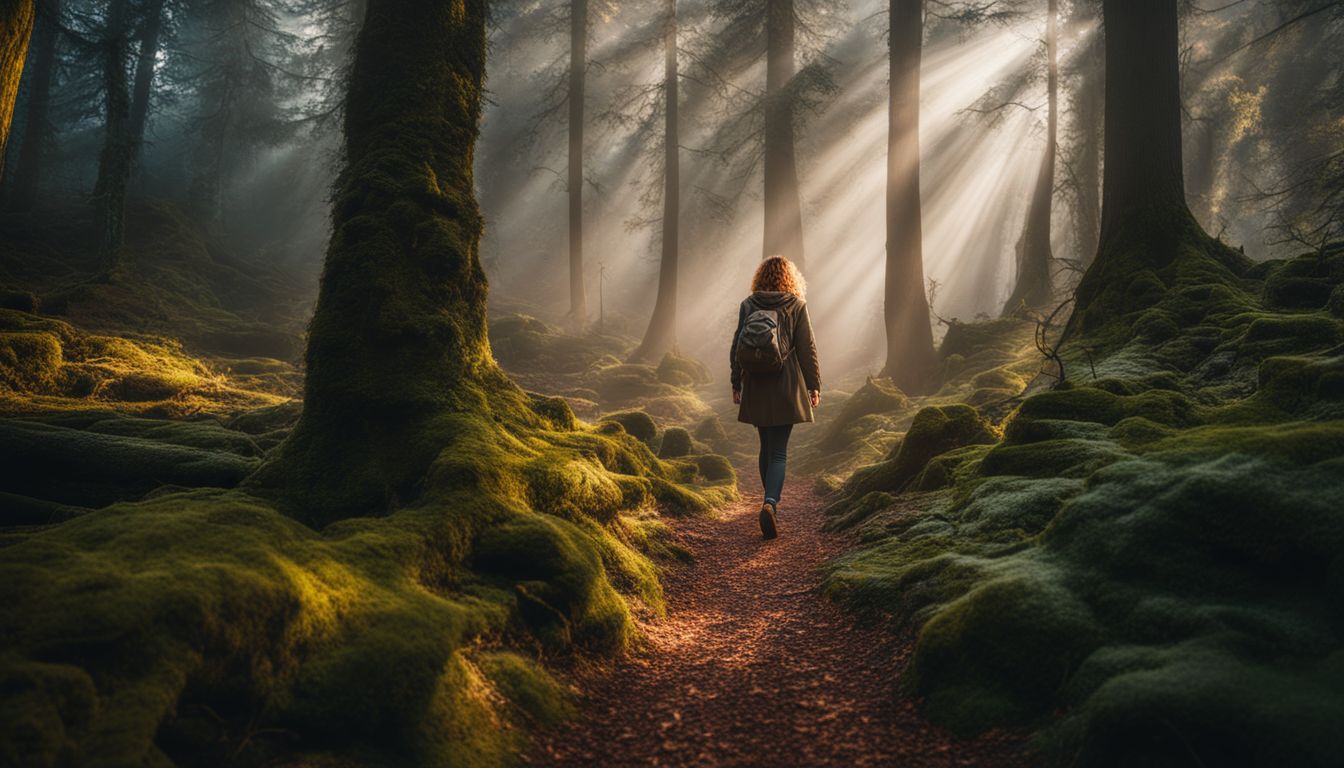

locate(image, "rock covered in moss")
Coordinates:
693 454 735 482
656 351 711 387
693 415 728 445
658 427 693 458
600 411 657 445
836 405 997 503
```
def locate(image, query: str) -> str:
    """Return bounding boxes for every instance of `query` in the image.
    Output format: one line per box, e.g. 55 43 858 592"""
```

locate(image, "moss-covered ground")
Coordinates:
813 237 1344 765
0 216 737 764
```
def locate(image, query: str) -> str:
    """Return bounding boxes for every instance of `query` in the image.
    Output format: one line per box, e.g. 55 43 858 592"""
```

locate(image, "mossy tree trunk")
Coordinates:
568 0 588 328
0 0 34 183
1001 0 1057 316
93 0 133 275
763 0 805 268
254 0 508 525
6 0 56 208
1068 0 1235 338
632 0 679 363
881 0 938 394
128 0 165 165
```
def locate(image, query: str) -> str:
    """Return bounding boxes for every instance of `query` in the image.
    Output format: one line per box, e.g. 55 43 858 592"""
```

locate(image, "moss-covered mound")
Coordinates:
823 241 1344 765
823 404 997 530
0 383 737 764
489 314 715 428
0 308 294 416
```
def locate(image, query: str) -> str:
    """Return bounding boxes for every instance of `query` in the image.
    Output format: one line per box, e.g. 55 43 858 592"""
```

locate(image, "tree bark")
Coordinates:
632 0 680 363
1001 0 1057 316
0 0 35 183
880 0 938 394
1070 33 1102 271
253 0 505 524
93 0 132 274
128 0 165 163
1186 116 1218 229
1069 0 1215 335
762 0 805 268
568 0 587 327
1094 0 1188 259
6 0 57 208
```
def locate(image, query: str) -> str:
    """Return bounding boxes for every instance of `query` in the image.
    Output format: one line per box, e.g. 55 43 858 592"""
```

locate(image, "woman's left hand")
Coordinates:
810 390 821 408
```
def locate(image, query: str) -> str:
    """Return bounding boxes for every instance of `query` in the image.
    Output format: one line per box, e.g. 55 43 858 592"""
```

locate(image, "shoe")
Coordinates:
759 502 778 540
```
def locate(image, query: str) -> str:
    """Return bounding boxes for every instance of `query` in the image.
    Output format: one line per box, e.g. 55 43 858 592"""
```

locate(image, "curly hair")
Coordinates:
751 255 807 299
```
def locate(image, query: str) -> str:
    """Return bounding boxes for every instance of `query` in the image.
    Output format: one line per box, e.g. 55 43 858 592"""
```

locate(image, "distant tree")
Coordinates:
127 0 164 163
175 0 294 227
692 0 837 270
6 0 59 207
762 0 805 267
1061 24 1101 271
631 0 680 362
0 0 36 181
568 0 588 327
1000 0 1057 315
92 0 133 272
881 0 938 393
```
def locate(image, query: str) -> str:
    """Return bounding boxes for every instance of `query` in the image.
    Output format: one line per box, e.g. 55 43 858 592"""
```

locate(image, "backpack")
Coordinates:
736 302 791 374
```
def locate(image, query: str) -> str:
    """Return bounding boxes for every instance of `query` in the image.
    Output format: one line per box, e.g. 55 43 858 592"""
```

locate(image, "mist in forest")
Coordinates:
2 1 1343 765
3 0 1329 380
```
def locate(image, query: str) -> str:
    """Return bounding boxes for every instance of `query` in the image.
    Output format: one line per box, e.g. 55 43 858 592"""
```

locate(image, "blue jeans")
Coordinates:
757 424 793 505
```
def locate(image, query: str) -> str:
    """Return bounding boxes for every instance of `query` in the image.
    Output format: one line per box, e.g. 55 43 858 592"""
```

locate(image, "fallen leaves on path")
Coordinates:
530 475 1028 767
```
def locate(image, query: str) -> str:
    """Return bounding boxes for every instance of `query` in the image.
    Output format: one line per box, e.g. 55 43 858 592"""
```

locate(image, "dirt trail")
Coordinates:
530 474 1029 767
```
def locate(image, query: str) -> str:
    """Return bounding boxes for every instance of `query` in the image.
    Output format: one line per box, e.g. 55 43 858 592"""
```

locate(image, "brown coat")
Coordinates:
730 291 821 426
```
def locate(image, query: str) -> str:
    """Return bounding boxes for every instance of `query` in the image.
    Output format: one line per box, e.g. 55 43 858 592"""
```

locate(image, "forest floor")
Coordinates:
530 470 1029 767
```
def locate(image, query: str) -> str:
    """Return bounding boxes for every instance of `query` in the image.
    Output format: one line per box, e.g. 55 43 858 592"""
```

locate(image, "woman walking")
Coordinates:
730 255 821 539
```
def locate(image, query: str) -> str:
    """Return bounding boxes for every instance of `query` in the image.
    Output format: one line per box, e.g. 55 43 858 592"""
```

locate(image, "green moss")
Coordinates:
825 405 998 525
599 411 657 445
0 418 258 507
819 232 1344 763
0 309 290 417
815 376 910 453
910 568 1105 731
693 414 727 443
658 427 693 458
980 439 1127 479
693 454 735 482
476 651 577 726
655 351 710 387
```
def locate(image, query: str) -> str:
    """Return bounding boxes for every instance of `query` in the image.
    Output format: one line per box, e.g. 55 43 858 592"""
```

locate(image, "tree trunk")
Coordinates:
568 0 587 328
1001 0 1057 316
252 0 506 525
6 0 57 208
762 0 805 268
128 0 165 162
1094 0 1187 258
880 0 938 394
1186 116 1218 229
1069 0 1214 335
1070 34 1102 271
632 0 679 363
0 0 35 182
93 0 132 275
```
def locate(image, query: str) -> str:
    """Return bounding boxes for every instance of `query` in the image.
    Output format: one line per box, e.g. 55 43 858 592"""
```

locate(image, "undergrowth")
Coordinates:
817 236 1344 765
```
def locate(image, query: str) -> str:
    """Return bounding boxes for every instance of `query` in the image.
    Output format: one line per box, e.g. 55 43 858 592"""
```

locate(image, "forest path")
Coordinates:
530 472 1028 767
